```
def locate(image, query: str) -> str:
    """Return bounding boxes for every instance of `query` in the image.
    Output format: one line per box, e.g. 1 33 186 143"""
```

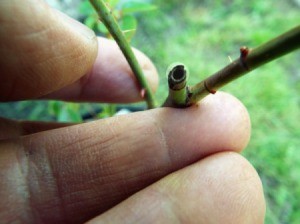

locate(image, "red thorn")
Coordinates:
240 46 249 59
240 46 250 70
140 88 146 99
210 89 217 94
204 81 217 94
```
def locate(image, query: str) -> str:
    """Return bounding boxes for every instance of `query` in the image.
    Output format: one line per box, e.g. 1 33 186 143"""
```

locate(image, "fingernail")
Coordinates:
54 9 96 40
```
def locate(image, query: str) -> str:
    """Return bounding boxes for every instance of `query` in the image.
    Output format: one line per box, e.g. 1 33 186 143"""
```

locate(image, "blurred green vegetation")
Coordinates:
133 1 300 223
0 0 299 223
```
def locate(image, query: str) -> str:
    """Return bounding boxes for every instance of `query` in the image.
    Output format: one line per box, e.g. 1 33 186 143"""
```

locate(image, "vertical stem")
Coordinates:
89 0 156 108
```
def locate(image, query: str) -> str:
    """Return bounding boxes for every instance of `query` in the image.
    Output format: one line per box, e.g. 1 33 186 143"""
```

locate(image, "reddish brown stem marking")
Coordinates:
204 81 217 94
240 46 250 70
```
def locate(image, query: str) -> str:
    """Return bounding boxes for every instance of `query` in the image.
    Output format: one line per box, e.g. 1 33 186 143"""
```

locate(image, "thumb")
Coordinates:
0 0 97 101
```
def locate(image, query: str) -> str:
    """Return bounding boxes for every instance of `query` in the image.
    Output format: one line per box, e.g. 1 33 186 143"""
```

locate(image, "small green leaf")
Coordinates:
120 15 137 41
67 107 83 122
97 22 109 35
120 15 137 30
49 101 62 117
57 106 70 122
105 0 120 8
84 16 97 29
121 1 157 15
55 103 82 122
97 104 116 118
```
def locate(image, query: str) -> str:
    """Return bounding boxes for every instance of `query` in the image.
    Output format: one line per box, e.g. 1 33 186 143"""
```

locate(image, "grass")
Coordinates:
133 0 300 223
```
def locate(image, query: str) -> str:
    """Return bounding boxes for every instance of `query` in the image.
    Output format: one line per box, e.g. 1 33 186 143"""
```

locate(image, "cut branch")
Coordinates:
89 0 157 109
163 64 189 107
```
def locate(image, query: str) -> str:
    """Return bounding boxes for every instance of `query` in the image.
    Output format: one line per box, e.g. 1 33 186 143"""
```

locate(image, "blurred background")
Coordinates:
0 0 299 223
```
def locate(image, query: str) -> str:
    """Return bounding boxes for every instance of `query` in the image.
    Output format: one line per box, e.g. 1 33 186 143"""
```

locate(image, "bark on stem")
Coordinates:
188 25 300 105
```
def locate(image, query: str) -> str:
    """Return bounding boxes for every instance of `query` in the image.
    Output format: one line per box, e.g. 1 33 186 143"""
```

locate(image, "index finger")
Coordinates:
0 92 251 223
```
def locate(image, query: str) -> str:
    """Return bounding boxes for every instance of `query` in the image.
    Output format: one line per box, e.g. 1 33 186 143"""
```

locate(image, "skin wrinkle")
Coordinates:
202 153 263 223
1 1 46 36
154 185 182 224
131 119 172 176
149 115 173 172
22 131 74 223
221 168 260 222
0 0 98 101
28 142 65 223
181 153 262 223
0 92 256 222
89 152 264 224
157 107 209 164
0 0 263 215
16 138 37 222
98 144 151 187
11 26 59 66
67 117 170 211
13 26 51 44
40 36 156 103
142 192 178 224
159 172 196 224
40 124 122 220
10 140 32 222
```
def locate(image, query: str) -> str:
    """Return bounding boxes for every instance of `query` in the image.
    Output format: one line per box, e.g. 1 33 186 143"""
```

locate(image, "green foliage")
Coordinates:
132 0 300 223
49 101 82 122
2 1 299 222
97 104 117 118
79 0 156 41
47 0 157 121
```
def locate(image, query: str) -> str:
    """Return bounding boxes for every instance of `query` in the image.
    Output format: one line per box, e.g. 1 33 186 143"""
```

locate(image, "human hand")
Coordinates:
0 0 265 223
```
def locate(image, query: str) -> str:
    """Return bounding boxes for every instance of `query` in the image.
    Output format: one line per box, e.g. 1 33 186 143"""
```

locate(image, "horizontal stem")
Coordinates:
188 25 300 104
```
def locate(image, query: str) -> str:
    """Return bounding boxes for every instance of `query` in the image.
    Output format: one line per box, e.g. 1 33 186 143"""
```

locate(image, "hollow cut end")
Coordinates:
168 64 187 90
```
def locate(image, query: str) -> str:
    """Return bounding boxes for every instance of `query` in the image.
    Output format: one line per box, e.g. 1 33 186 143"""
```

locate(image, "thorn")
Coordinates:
240 46 250 58
210 89 217 94
239 46 250 70
204 81 217 94
140 88 146 99
228 55 233 63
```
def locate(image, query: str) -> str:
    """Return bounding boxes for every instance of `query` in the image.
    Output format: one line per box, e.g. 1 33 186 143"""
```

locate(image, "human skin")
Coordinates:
0 0 265 223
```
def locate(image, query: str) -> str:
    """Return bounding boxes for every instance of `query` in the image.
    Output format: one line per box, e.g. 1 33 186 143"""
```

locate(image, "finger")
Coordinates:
1 92 250 223
0 117 74 140
89 152 265 224
0 0 158 103
42 37 159 103
0 0 97 101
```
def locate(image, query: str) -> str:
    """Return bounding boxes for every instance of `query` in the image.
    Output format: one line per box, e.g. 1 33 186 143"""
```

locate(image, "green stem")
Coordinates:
89 0 156 109
188 25 300 104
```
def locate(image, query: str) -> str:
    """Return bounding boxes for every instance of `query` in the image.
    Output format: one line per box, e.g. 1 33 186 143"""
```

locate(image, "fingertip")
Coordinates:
165 152 266 223
0 0 98 100
41 37 158 103
197 91 251 152
190 152 266 223
89 37 159 102
155 91 251 163
91 152 265 224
